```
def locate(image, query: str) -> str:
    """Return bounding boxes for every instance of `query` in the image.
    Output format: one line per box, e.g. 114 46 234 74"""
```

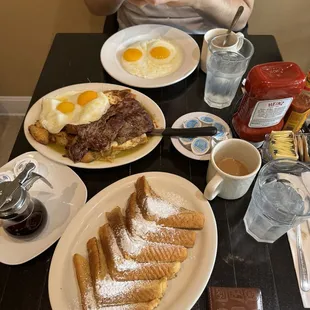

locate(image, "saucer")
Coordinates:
0 152 87 265
171 112 232 161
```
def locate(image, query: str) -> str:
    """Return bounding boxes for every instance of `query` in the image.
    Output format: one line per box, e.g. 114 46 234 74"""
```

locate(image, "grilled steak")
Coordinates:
66 93 154 162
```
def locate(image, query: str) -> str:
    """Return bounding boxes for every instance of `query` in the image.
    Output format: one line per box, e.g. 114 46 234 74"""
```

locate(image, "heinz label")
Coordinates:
248 97 293 128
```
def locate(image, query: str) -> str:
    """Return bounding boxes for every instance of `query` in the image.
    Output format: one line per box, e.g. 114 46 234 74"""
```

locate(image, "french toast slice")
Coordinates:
100 299 160 310
135 176 205 229
73 254 98 310
99 223 181 281
126 192 196 248
87 237 167 306
107 207 187 263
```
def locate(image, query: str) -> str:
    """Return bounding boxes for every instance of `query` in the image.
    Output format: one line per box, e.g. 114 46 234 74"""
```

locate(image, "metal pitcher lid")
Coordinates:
0 163 52 218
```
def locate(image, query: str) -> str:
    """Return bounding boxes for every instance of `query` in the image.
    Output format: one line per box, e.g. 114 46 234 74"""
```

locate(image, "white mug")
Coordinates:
204 139 261 200
200 28 244 73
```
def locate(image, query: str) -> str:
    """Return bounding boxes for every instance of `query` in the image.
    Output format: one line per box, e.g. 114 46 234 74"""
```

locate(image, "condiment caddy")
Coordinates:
262 130 310 163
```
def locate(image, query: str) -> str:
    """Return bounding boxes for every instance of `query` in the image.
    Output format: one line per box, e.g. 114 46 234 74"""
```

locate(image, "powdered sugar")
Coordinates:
98 305 144 310
82 286 97 310
161 191 188 208
116 226 144 256
109 226 147 271
145 197 179 219
131 205 159 236
96 277 149 299
117 259 141 271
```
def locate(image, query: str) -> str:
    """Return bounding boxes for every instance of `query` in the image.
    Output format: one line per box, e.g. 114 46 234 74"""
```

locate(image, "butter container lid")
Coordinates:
179 137 194 146
183 118 201 128
214 123 226 139
198 116 214 125
191 137 210 155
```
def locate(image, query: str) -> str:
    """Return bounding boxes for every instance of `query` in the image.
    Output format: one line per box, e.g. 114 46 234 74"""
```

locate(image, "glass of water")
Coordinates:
204 34 254 109
244 159 310 243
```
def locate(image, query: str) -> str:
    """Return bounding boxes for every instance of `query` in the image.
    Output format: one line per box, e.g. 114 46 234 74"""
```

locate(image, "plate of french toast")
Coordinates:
48 173 217 310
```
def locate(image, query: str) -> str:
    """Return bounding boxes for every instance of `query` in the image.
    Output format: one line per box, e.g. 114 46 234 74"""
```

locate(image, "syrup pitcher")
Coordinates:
0 162 52 238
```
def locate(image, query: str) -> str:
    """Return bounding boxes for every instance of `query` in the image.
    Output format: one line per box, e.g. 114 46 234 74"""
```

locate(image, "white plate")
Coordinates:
24 83 165 169
100 24 200 88
171 112 233 161
48 172 217 310
0 152 87 265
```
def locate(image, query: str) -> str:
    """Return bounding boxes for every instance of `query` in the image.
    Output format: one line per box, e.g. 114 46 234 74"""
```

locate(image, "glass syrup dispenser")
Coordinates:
0 162 52 238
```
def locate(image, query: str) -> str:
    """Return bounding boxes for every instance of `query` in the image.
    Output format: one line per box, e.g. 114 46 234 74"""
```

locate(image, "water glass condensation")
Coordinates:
244 160 310 243
204 35 254 109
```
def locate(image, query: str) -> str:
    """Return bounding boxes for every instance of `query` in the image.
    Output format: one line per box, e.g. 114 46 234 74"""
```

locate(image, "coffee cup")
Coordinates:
204 139 261 200
200 28 244 73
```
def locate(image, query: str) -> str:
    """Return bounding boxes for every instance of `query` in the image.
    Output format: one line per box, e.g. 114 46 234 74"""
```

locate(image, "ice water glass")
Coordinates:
244 159 310 243
204 35 254 109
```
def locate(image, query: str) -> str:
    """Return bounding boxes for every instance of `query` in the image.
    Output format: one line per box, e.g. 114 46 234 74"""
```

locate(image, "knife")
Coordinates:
296 224 310 292
150 127 218 137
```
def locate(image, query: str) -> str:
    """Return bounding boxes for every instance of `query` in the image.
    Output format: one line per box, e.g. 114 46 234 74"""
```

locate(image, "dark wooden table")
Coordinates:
0 34 304 310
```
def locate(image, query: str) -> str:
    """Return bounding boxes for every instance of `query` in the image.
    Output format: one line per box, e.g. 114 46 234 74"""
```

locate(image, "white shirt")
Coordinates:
117 2 218 34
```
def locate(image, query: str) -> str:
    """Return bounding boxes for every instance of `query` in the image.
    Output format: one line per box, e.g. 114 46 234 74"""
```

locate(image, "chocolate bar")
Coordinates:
208 287 263 310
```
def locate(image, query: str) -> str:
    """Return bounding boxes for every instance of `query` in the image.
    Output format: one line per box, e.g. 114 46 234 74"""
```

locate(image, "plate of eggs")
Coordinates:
100 24 200 88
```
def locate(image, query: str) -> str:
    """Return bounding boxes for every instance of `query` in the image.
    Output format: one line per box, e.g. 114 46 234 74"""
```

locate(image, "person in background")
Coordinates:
84 0 254 34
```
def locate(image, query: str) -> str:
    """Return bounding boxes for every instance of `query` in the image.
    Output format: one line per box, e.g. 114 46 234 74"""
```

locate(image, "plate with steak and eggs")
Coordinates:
24 83 165 168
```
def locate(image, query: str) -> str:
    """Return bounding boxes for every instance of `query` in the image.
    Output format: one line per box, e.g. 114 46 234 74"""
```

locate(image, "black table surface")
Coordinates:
0 34 304 310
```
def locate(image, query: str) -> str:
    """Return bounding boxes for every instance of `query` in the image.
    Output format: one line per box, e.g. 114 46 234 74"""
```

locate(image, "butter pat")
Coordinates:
213 122 226 140
179 137 194 148
198 116 214 127
191 137 210 155
183 118 201 128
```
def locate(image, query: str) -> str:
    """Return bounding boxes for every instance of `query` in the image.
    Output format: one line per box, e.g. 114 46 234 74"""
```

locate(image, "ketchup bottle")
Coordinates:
232 62 306 147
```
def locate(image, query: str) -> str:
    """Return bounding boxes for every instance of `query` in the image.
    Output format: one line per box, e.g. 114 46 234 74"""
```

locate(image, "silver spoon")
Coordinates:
222 6 244 47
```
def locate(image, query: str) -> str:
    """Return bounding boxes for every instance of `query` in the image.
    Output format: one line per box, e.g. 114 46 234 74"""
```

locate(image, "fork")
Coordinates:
296 224 310 292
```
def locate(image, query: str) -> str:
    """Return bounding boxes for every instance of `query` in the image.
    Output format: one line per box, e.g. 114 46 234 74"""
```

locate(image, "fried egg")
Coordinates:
121 38 182 79
122 42 147 64
148 40 176 64
39 90 110 134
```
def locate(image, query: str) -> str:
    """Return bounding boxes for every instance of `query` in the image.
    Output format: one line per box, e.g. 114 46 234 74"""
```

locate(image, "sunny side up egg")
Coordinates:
39 90 110 134
121 39 183 79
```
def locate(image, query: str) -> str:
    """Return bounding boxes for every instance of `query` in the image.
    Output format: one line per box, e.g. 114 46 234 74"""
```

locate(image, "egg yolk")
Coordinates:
123 48 143 62
57 101 75 114
150 46 170 59
78 91 98 106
